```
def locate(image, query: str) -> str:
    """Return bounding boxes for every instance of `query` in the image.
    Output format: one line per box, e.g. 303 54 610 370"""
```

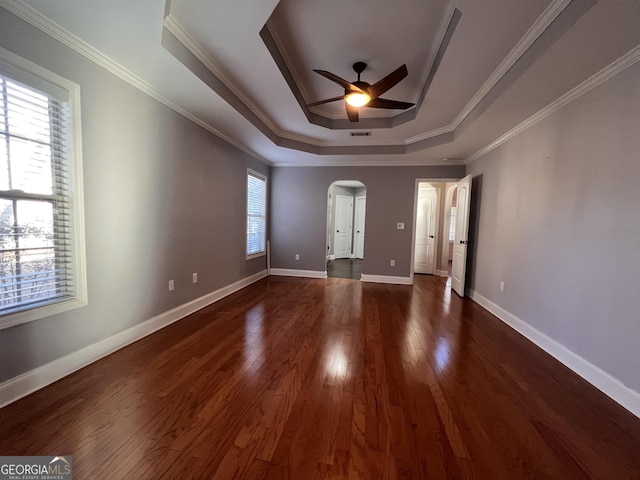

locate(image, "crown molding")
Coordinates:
163 15 279 137
270 156 465 168
277 130 406 148
465 43 640 164
2 0 610 164
0 0 272 165
407 0 572 144
266 24 313 105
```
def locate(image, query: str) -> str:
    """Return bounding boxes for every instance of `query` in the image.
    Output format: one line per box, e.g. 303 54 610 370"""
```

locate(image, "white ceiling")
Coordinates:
11 0 640 166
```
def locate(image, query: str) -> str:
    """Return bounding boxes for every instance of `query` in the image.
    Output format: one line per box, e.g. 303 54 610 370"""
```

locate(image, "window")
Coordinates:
0 49 86 330
246 169 266 258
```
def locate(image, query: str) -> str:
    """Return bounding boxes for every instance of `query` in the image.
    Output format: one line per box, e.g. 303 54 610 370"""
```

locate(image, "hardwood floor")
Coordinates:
1 275 639 479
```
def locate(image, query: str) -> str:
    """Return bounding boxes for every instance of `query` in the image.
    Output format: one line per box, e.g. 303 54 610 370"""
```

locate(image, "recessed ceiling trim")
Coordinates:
465 42 640 164
7 0 607 166
261 6 460 130
0 0 272 165
455 0 596 136
391 5 462 127
273 157 468 168
163 15 281 137
162 0 593 157
407 0 575 144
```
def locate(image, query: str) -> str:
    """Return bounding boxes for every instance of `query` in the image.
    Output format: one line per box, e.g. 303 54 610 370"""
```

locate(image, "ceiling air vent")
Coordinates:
350 131 371 137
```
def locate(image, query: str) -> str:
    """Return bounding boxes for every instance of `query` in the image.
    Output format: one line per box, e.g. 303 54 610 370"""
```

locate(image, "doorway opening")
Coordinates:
326 181 366 279
411 176 471 297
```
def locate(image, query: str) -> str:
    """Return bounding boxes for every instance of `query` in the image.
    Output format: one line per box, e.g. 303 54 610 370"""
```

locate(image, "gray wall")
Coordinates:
466 59 640 392
0 8 268 383
270 166 465 276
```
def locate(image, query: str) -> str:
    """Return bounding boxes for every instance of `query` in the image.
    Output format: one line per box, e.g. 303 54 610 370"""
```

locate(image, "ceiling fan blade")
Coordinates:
346 103 359 122
366 98 415 110
313 70 364 93
307 95 345 107
369 64 408 99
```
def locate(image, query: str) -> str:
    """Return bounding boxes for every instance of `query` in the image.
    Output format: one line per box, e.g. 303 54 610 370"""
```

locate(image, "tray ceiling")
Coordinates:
10 0 640 166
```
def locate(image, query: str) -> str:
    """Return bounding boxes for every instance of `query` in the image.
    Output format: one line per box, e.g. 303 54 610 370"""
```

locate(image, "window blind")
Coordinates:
0 74 75 315
247 171 266 256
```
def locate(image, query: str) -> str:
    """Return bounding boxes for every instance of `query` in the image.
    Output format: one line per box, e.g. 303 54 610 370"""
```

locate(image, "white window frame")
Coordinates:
0 47 87 331
246 168 267 259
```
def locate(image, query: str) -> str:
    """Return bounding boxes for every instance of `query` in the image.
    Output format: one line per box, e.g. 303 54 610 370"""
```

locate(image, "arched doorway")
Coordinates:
326 180 366 279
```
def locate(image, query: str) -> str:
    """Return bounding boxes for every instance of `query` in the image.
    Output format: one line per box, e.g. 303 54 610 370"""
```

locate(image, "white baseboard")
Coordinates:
436 269 449 277
329 255 336 260
469 289 640 419
269 268 327 279
0 270 267 409
361 274 412 285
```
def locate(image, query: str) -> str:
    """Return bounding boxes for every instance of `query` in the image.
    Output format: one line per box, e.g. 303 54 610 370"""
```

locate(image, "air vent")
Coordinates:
350 131 371 137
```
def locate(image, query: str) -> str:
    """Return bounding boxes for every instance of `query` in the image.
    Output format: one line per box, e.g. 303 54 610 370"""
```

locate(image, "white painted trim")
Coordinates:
163 15 282 139
361 274 412 285
435 270 449 277
469 290 640 419
0 47 88 331
272 158 466 168
466 43 640 164
407 0 571 145
269 269 328 279
0 270 267 409
329 255 336 261
0 0 271 166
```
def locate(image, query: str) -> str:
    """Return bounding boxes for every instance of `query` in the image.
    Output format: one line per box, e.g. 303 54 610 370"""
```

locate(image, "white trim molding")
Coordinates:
269 269 328 279
466 43 640 164
469 289 640 419
0 46 87 331
361 274 413 285
0 270 267 409
407 0 572 145
0 0 271 165
435 270 449 278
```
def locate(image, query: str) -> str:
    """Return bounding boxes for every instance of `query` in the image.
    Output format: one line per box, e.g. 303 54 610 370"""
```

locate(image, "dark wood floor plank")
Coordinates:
1 275 640 479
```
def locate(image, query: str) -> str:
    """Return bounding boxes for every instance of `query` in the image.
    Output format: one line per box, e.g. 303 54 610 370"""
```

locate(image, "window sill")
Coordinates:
0 296 88 331
246 251 266 260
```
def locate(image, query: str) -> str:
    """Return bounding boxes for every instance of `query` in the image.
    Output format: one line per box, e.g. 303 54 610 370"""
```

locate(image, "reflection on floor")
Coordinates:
327 258 362 280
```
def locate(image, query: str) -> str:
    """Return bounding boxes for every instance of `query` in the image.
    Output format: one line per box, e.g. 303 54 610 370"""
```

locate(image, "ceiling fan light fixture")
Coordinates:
345 91 370 107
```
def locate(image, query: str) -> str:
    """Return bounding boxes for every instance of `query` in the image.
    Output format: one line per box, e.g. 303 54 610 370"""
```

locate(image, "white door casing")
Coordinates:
334 195 353 259
451 175 472 297
354 196 366 259
414 186 439 274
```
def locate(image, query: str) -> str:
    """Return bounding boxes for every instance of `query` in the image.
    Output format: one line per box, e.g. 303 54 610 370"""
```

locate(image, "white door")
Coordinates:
451 175 472 297
354 196 366 259
414 186 438 274
333 195 353 259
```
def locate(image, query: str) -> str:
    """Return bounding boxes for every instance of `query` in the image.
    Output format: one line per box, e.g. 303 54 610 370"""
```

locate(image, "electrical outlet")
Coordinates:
295 254 300 260
193 273 198 284
168 280 174 291
500 281 505 291
390 260 396 267
397 222 405 230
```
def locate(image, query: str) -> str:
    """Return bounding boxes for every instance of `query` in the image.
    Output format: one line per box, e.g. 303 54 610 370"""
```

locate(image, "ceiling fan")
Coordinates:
307 62 415 122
